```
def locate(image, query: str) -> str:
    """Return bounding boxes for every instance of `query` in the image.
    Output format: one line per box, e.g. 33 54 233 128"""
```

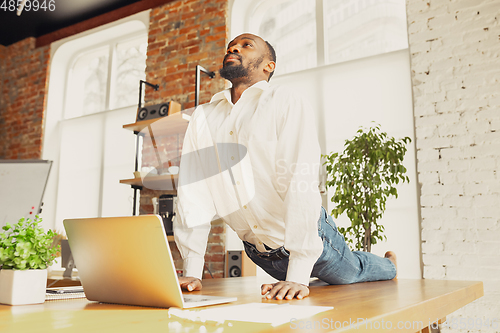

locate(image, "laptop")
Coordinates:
63 215 237 308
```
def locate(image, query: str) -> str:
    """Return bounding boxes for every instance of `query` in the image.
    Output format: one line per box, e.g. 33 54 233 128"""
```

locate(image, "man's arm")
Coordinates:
268 88 324 299
173 217 211 290
174 106 216 290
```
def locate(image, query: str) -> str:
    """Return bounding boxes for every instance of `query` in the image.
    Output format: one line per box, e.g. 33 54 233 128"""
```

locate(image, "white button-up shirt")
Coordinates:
174 80 323 285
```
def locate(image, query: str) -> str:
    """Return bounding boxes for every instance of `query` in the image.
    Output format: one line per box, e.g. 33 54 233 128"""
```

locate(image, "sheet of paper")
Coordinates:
169 302 334 327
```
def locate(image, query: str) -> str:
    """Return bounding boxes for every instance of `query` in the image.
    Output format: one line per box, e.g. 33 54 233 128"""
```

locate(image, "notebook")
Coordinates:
46 286 86 301
63 215 236 308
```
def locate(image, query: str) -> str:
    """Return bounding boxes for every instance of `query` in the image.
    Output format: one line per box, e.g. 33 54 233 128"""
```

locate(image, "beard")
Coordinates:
219 62 249 81
219 54 265 81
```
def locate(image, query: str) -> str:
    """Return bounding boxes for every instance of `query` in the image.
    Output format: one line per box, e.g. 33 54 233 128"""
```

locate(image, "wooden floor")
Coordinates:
0 277 483 333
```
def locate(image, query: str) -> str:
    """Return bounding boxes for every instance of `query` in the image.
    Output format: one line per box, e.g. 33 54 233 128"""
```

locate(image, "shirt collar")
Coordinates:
210 80 270 105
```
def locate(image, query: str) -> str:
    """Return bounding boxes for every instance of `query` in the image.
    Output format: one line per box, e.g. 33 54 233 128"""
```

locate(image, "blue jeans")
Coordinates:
243 206 397 284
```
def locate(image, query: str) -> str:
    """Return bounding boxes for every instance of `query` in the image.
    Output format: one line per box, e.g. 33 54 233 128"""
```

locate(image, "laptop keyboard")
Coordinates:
183 295 212 302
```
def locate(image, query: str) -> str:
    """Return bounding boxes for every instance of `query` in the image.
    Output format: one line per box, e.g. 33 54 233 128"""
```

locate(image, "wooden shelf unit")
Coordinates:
121 104 189 217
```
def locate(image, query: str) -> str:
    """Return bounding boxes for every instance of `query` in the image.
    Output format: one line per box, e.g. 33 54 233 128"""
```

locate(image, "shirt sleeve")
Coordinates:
173 213 211 280
274 88 324 286
174 107 216 280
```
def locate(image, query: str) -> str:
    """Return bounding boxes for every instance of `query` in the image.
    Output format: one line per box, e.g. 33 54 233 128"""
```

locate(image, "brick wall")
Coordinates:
141 0 228 278
0 38 50 159
0 44 5 147
407 0 500 330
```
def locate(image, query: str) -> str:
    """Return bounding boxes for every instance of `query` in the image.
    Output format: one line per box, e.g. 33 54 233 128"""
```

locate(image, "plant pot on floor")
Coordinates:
0 269 47 305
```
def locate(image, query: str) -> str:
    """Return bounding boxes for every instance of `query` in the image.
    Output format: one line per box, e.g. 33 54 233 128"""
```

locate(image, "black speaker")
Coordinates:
136 101 181 122
226 250 242 278
159 194 176 236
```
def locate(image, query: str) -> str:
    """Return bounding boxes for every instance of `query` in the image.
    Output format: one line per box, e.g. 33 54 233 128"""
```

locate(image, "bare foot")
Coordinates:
384 251 398 279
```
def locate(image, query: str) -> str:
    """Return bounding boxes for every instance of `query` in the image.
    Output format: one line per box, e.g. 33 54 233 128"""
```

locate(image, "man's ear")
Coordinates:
263 61 276 78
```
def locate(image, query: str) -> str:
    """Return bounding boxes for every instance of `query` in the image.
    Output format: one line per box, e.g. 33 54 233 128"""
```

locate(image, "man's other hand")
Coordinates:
179 277 202 292
261 281 309 300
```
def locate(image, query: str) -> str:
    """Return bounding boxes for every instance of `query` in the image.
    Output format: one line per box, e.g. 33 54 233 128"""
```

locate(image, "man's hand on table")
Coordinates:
179 277 202 292
261 281 309 300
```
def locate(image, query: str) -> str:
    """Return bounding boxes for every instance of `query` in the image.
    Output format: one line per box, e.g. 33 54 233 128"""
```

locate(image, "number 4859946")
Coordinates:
1 0 56 11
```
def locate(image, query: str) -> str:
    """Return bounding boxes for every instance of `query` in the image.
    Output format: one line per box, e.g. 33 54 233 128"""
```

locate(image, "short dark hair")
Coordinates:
265 41 276 80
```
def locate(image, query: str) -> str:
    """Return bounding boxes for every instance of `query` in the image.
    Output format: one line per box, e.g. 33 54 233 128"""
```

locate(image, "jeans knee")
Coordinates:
313 262 360 285
316 273 358 285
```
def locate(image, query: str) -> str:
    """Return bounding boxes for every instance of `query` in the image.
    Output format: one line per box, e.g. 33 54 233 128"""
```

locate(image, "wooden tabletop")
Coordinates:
0 277 483 333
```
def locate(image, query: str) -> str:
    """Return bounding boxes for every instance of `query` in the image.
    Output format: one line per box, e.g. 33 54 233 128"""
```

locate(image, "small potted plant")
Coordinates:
0 216 60 305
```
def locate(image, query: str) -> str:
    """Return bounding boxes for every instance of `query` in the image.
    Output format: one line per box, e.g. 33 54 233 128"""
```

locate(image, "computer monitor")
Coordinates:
0 160 52 228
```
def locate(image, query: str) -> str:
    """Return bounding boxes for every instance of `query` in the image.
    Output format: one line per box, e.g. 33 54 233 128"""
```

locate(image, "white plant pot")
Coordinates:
0 269 47 305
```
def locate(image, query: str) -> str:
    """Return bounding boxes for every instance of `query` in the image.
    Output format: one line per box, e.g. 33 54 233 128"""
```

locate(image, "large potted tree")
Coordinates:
322 124 411 252
0 216 59 305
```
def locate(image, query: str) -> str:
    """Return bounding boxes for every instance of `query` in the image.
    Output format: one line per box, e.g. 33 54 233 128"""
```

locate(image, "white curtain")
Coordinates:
54 107 137 225
270 49 421 279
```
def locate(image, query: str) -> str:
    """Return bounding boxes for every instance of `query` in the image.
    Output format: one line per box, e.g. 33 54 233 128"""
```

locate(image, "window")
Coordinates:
112 37 148 109
65 35 147 118
43 15 149 234
65 46 109 118
324 0 408 65
246 0 408 76
258 0 317 75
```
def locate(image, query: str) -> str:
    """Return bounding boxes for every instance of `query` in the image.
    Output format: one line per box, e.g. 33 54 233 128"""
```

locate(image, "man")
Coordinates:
174 33 397 300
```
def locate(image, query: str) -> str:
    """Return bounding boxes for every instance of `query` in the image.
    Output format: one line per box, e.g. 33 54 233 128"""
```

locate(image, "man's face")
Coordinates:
219 34 270 82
